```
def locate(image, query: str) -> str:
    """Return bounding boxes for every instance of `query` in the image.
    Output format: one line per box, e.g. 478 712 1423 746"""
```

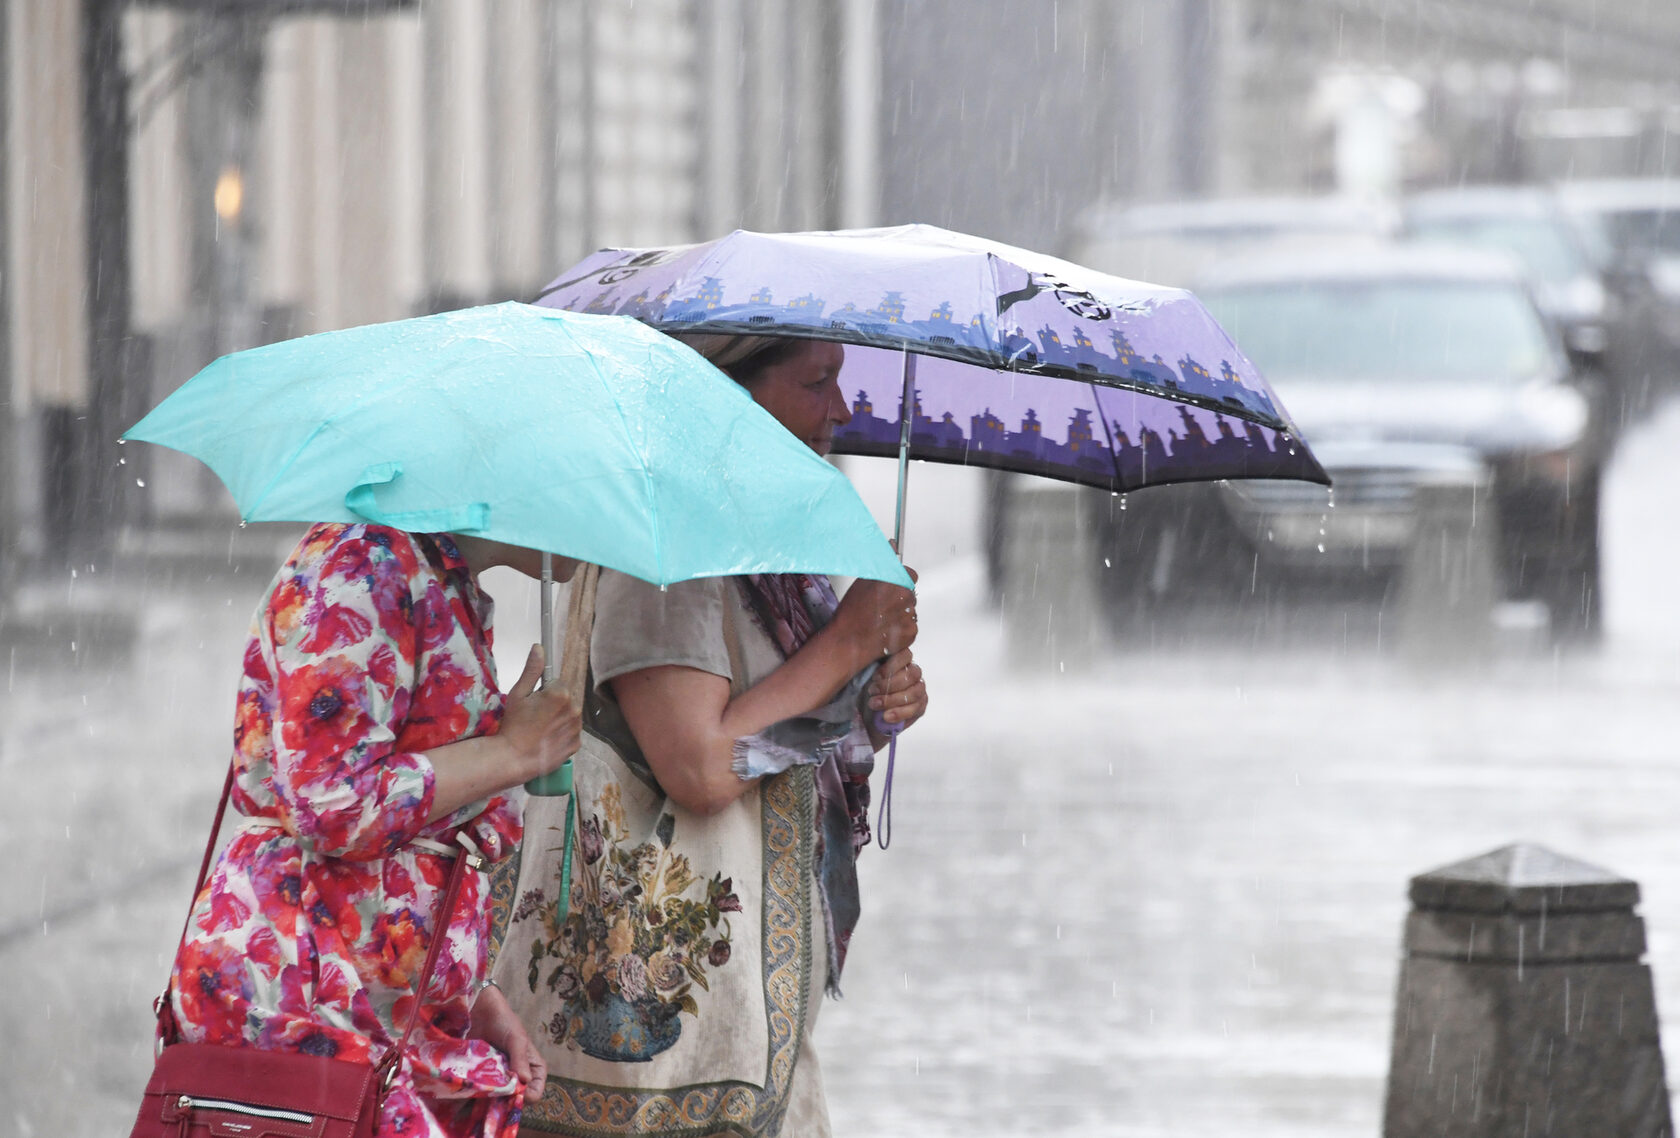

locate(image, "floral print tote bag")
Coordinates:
488 569 819 1137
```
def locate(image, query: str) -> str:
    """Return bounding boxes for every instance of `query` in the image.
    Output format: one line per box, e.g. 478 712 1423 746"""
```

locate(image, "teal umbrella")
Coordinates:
124 302 910 590
126 302 911 819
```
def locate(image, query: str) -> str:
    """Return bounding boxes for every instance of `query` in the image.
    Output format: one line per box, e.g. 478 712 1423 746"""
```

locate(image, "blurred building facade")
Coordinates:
1 0 880 571
6 0 1680 584
877 0 1680 253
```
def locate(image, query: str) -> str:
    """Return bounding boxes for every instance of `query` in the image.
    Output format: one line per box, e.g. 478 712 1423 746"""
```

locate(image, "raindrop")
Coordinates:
1119 494 1128 511
118 456 126 465
1317 543 1326 553
1103 558 1111 568
116 438 125 445
238 520 248 529
136 478 146 487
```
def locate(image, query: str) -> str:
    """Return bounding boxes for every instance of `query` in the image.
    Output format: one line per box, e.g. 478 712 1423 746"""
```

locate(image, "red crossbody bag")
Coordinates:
127 762 483 1138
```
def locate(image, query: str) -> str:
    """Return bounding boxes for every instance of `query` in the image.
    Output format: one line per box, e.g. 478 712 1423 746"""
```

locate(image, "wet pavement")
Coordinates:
10 401 1680 1136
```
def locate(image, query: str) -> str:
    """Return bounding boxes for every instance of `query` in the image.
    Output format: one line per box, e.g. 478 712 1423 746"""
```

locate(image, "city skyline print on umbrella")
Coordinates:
535 224 1329 554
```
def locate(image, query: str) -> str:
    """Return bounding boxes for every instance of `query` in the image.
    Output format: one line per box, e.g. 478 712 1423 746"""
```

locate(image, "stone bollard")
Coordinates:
1393 467 1500 662
1000 479 1100 672
1383 844 1671 1138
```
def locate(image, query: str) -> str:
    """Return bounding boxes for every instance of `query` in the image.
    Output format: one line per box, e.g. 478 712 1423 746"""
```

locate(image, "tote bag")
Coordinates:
488 567 819 1137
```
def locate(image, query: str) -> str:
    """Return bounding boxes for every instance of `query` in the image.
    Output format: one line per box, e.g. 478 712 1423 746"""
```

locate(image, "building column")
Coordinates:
336 18 418 327
699 0 744 238
6 2 93 560
743 0 788 230
422 0 492 310
486 0 548 297
0 0 12 584
837 0 880 229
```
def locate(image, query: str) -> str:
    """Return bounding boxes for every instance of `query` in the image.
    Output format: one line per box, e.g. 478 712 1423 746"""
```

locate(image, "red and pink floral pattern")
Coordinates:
169 524 524 1137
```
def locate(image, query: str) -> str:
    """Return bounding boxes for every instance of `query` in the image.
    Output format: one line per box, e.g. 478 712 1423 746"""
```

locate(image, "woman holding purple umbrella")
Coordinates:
577 332 930 1135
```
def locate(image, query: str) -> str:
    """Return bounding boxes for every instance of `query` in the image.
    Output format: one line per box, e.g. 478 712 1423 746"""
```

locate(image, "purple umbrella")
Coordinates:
536 224 1330 841
537 224 1326 511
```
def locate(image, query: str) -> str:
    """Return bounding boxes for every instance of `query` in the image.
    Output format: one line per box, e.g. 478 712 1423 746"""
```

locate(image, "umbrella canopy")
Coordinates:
535 224 1330 493
123 302 912 589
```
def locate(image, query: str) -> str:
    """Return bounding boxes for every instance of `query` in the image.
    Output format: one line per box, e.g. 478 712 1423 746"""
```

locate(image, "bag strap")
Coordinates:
377 835 482 1089
158 777 481 1092
722 586 749 699
558 563 600 708
153 764 240 1044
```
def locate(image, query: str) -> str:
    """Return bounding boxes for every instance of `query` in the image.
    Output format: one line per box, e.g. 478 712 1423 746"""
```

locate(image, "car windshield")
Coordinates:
1203 280 1554 386
1406 216 1586 283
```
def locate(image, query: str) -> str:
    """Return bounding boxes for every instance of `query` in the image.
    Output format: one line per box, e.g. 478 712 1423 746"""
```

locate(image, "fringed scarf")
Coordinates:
730 573 876 994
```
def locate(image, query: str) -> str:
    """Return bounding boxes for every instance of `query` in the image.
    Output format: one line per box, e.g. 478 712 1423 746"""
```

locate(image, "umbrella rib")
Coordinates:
245 420 329 520
561 325 665 584
1089 381 1128 492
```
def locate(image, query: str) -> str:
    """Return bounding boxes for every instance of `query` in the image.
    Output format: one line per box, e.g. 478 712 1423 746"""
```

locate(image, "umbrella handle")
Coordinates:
345 462 490 534
874 347 915 852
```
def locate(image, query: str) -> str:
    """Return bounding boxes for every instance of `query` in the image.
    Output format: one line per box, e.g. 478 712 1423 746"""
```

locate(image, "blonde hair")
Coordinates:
671 333 807 385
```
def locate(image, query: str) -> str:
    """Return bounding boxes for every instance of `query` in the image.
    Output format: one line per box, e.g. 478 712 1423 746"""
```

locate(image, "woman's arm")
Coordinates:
612 574 918 816
425 644 580 822
268 532 577 855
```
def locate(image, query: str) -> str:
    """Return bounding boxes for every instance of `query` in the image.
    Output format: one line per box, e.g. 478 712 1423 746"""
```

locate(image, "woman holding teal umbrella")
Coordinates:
158 524 577 1137
122 305 916 1138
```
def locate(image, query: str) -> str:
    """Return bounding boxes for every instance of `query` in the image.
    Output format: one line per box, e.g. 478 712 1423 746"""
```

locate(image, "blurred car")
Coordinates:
982 195 1398 604
1555 178 1680 397
1403 185 1616 359
1089 243 1604 639
1067 194 1398 288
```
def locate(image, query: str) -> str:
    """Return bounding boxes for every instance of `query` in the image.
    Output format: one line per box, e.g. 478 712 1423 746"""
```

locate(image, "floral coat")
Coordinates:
168 524 524 1138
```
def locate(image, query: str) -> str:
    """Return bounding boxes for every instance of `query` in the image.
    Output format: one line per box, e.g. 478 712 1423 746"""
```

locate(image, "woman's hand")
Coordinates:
868 647 928 731
831 567 919 671
424 645 583 821
467 983 547 1103
496 645 582 783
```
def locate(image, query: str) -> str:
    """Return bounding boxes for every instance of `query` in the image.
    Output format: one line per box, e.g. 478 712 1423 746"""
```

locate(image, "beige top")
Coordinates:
586 571 784 780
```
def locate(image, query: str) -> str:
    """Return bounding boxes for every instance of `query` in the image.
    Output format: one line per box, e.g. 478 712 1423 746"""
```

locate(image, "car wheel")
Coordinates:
1088 485 1246 629
1539 475 1603 643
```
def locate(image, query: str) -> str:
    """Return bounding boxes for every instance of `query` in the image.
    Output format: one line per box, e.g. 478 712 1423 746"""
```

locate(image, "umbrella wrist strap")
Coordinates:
875 735 898 849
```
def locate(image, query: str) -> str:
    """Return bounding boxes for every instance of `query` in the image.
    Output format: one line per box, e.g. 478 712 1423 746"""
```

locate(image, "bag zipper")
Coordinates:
176 1095 315 1124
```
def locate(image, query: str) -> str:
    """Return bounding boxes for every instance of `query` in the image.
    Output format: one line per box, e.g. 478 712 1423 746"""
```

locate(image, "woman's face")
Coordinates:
742 340 851 456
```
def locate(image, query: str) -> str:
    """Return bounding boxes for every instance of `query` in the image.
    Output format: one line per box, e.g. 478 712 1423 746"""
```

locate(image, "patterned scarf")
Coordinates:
733 574 877 994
